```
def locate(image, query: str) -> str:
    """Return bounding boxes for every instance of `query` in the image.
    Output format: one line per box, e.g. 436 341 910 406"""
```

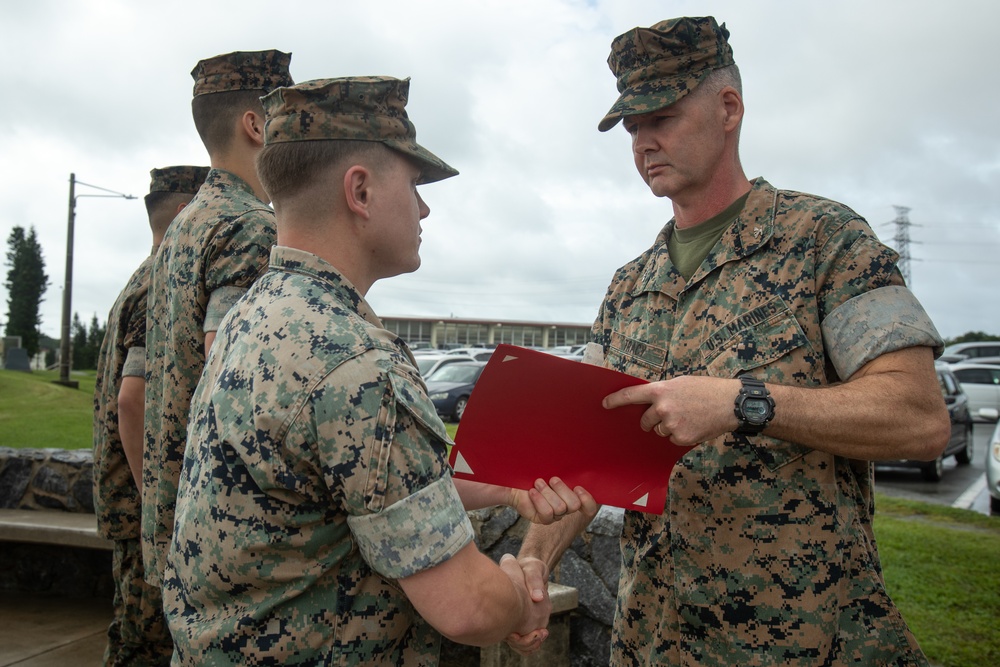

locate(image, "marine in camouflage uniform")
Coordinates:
520 17 948 666
142 50 292 587
164 76 558 665
93 166 208 666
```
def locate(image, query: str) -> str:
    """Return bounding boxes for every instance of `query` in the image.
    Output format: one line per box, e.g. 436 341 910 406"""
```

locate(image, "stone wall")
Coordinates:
0 447 626 665
0 448 111 597
466 504 624 667
0 447 95 512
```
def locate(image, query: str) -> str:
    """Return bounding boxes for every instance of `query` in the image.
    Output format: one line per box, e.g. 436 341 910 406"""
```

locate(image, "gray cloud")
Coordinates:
1 0 996 344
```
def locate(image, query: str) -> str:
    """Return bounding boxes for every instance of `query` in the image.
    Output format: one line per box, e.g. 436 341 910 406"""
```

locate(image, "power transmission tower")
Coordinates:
887 205 920 287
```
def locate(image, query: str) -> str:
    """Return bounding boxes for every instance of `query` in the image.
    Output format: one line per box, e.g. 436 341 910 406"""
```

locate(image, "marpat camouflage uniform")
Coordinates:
163 247 473 665
143 168 275 585
596 177 941 666
93 252 172 665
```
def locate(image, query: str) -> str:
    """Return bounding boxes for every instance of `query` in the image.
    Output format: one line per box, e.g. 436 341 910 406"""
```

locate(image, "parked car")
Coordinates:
956 356 1000 367
443 347 494 361
988 417 1000 515
877 364 974 481
415 353 475 379
949 363 1000 422
941 341 1000 363
546 344 587 356
425 361 487 422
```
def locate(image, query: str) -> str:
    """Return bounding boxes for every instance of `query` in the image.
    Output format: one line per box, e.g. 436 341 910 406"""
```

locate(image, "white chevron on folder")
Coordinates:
453 451 474 475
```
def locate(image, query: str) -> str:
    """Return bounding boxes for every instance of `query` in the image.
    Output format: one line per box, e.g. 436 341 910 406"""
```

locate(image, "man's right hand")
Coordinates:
499 554 551 655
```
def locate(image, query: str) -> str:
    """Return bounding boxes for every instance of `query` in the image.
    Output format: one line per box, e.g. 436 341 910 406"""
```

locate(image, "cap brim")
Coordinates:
386 140 459 184
598 72 709 132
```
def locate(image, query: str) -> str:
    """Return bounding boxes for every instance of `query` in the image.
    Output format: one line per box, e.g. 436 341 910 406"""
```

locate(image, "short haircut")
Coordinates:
256 139 390 203
192 90 266 154
694 64 743 98
143 191 191 219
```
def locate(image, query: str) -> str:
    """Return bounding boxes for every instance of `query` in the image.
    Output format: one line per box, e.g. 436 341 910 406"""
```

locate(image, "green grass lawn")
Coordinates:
1 369 997 665
0 368 96 449
875 496 999 667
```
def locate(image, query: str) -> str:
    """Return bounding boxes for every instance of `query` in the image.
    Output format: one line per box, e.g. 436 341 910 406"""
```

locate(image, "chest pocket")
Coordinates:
701 296 816 472
701 296 810 379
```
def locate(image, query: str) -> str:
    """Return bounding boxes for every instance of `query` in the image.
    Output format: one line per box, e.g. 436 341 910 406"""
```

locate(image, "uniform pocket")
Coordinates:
701 296 815 471
701 295 810 378
363 367 453 512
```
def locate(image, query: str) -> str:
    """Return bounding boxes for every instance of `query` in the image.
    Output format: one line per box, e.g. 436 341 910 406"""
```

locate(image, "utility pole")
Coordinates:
54 173 136 388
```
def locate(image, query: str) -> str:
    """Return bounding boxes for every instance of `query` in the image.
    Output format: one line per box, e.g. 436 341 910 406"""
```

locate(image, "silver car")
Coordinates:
950 363 1000 422
988 417 1000 516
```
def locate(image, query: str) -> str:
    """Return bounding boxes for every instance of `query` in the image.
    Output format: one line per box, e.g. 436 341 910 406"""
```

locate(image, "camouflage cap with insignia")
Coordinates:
148 166 210 194
261 76 458 185
191 50 293 97
598 16 735 132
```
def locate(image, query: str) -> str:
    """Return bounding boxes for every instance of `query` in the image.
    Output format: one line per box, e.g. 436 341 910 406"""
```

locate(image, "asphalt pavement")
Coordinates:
875 421 994 515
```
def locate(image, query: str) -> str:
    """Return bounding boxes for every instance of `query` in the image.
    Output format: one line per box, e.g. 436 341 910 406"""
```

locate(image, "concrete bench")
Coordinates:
480 582 578 667
0 508 111 551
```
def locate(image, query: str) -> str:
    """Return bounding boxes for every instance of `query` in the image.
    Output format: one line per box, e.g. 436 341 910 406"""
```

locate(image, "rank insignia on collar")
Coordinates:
753 225 763 239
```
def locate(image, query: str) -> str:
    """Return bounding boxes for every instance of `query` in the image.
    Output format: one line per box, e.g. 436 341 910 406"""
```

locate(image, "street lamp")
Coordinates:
54 173 136 388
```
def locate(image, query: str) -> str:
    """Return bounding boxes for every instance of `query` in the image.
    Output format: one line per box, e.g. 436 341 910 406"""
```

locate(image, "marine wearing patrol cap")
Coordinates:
191 49 293 97
147 166 210 194
599 16 735 132
260 76 458 184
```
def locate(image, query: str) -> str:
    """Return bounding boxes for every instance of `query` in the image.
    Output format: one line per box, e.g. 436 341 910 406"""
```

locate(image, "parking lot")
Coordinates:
875 422 994 515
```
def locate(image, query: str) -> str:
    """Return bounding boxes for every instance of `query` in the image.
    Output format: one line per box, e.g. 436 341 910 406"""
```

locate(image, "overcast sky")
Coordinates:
1 0 997 344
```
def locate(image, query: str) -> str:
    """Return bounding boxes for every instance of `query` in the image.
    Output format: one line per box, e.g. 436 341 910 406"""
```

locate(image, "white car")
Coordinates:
950 363 1000 422
443 347 494 361
988 416 1000 515
414 353 475 378
942 341 1000 363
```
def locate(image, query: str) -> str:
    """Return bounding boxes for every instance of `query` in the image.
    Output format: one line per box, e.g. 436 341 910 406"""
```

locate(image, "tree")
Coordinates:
946 331 1000 346
71 312 87 371
70 312 106 370
4 226 49 358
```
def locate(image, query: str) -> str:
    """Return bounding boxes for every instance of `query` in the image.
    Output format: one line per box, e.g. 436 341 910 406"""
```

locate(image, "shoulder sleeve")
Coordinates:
312 351 472 579
811 208 943 378
204 208 275 302
204 286 247 332
814 214 901 319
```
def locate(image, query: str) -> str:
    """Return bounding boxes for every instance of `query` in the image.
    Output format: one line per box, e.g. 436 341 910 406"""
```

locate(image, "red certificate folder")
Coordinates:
448 344 688 514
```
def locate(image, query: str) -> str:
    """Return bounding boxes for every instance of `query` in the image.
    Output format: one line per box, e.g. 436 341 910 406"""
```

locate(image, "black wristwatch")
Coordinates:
733 376 774 435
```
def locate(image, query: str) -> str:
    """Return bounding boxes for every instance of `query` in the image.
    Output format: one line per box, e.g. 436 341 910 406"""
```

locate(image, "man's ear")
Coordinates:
173 201 188 216
240 110 265 147
720 88 744 133
343 165 372 220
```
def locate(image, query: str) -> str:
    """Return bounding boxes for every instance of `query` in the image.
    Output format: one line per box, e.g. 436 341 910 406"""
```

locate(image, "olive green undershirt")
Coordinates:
668 191 750 280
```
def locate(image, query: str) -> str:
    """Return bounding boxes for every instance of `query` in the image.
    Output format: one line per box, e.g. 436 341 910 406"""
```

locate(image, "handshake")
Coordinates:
406 476 598 656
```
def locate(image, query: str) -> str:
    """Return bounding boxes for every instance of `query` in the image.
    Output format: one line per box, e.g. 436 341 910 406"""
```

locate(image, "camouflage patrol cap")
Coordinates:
191 50 293 97
148 166 210 194
598 16 735 132
261 76 458 184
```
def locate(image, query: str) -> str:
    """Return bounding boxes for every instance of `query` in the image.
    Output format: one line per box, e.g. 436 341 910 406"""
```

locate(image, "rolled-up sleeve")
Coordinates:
823 285 944 379
348 476 473 580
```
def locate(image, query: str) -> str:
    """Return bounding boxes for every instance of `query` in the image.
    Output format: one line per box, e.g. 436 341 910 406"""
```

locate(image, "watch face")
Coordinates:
742 398 771 424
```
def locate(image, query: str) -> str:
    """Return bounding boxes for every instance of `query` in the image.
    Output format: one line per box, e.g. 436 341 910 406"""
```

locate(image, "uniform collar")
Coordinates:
268 246 383 328
203 168 261 201
634 177 777 298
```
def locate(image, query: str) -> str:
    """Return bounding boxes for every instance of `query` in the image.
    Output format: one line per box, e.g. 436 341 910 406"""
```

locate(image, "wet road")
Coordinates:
874 422 994 516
